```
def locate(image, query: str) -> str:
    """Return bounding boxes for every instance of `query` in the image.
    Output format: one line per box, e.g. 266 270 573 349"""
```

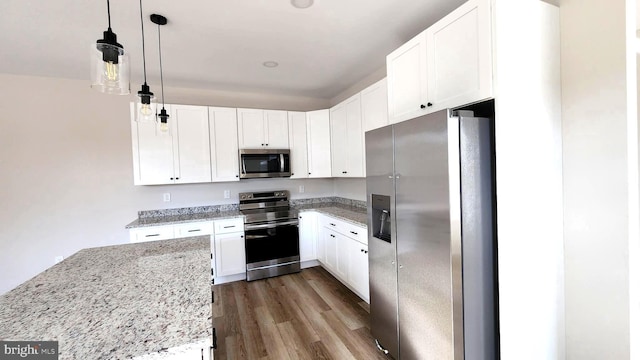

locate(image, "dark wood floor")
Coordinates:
212 266 389 360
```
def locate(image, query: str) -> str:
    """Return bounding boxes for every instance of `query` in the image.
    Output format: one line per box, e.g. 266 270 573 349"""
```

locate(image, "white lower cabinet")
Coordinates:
213 218 246 279
317 214 369 302
129 225 176 243
349 241 369 302
214 231 246 277
298 211 317 262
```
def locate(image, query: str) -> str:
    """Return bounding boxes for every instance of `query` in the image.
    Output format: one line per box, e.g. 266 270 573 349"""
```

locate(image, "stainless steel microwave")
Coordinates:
239 149 291 179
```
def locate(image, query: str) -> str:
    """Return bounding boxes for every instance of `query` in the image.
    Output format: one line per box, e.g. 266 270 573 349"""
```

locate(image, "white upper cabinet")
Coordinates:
237 108 265 148
237 108 289 149
131 103 212 185
361 78 389 132
264 110 290 148
131 103 175 185
306 109 332 178
209 107 240 182
386 31 429 124
426 0 492 113
171 105 212 184
330 94 364 177
386 0 493 123
288 111 309 179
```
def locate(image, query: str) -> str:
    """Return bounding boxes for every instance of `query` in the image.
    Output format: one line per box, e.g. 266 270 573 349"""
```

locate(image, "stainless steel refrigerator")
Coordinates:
366 109 497 360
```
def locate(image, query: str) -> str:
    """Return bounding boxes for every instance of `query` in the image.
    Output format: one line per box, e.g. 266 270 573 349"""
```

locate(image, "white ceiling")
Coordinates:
1 0 466 99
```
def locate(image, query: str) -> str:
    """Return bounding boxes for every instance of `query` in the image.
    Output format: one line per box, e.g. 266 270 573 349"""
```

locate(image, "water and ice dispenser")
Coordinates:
371 194 391 243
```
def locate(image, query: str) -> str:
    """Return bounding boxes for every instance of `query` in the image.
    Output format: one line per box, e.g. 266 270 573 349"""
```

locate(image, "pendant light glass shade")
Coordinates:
91 0 130 95
136 84 156 123
135 0 155 122
157 107 170 133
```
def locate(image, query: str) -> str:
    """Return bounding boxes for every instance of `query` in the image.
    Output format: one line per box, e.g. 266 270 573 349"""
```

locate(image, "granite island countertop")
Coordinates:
126 197 368 229
0 237 212 360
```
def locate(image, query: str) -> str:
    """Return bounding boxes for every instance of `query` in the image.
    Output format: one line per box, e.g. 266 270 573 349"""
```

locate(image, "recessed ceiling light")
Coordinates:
263 61 279 68
291 0 314 9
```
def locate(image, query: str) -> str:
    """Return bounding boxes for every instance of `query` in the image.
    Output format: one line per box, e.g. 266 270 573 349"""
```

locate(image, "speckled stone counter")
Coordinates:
126 197 367 229
0 237 212 360
126 210 243 228
294 203 367 227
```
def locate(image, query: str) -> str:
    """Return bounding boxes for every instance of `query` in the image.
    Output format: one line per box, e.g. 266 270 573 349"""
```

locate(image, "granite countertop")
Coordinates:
0 237 212 360
126 197 368 229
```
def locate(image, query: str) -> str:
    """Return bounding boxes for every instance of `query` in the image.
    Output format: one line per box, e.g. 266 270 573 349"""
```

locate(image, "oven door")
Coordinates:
244 221 299 269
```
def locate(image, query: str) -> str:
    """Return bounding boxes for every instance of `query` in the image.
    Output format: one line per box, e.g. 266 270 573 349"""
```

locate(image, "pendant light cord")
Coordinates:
106 0 112 30
139 0 147 84
158 23 165 107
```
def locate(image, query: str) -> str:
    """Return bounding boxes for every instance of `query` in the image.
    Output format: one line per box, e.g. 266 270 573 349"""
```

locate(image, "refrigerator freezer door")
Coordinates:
365 125 399 359
394 110 455 360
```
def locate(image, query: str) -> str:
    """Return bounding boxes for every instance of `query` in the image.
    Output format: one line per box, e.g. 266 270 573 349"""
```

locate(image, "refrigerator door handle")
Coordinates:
375 339 390 355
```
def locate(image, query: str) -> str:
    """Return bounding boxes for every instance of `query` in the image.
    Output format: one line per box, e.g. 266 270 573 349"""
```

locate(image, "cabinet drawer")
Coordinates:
174 221 214 238
129 225 175 243
214 217 245 234
321 215 367 245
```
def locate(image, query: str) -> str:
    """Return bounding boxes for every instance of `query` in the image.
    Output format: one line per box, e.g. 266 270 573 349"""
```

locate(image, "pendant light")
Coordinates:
151 14 169 134
91 0 130 95
135 0 155 122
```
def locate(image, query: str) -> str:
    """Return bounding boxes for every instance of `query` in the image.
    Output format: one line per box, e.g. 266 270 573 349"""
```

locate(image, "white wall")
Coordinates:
561 0 635 358
0 74 336 295
493 1 565 359
333 178 367 201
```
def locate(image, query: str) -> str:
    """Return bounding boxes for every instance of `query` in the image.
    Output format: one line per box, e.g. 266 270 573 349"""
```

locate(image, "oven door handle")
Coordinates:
244 220 299 230
244 234 271 240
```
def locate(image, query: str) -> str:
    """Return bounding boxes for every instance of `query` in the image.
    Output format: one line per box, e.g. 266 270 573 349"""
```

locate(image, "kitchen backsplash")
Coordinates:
137 196 365 219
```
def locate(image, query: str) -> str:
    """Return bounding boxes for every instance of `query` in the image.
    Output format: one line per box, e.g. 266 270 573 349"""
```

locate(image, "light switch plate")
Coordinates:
163 193 171 202
299 185 305 193
224 190 230 199
55 256 64 264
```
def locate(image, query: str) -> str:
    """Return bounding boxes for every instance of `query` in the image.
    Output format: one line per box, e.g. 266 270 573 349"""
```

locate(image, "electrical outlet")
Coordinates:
299 185 305 193
55 256 64 264
224 190 230 199
163 193 171 202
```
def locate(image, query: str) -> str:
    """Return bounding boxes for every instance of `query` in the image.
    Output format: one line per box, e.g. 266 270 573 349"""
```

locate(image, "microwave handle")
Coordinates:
241 158 246 175
280 154 285 172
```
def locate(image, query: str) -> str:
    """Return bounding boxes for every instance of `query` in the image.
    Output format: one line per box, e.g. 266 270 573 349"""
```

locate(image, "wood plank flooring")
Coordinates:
212 266 389 360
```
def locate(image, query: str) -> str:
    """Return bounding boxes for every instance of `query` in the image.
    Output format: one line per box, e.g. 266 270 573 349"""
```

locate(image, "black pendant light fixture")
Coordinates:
135 0 155 122
151 14 169 134
91 0 130 94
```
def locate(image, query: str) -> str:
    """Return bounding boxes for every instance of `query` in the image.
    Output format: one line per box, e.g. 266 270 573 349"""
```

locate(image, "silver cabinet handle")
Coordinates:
223 225 235 229
188 229 201 232
145 234 160 237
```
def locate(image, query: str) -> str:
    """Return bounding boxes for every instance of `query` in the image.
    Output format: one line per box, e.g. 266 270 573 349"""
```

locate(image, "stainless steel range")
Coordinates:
239 190 300 281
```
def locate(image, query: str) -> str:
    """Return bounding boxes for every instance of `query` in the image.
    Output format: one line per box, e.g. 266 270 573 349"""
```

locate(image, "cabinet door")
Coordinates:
237 108 265 148
324 228 338 272
335 233 350 281
345 94 364 177
215 232 246 277
386 31 429 124
317 222 327 264
349 241 370 302
298 211 317 261
361 78 389 132
209 107 240 182
329 103 348 177
288 111 309 179
131 103 176 185
426 0 492 112
306 110 332 178
264 110 289 148
172 105 212 184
